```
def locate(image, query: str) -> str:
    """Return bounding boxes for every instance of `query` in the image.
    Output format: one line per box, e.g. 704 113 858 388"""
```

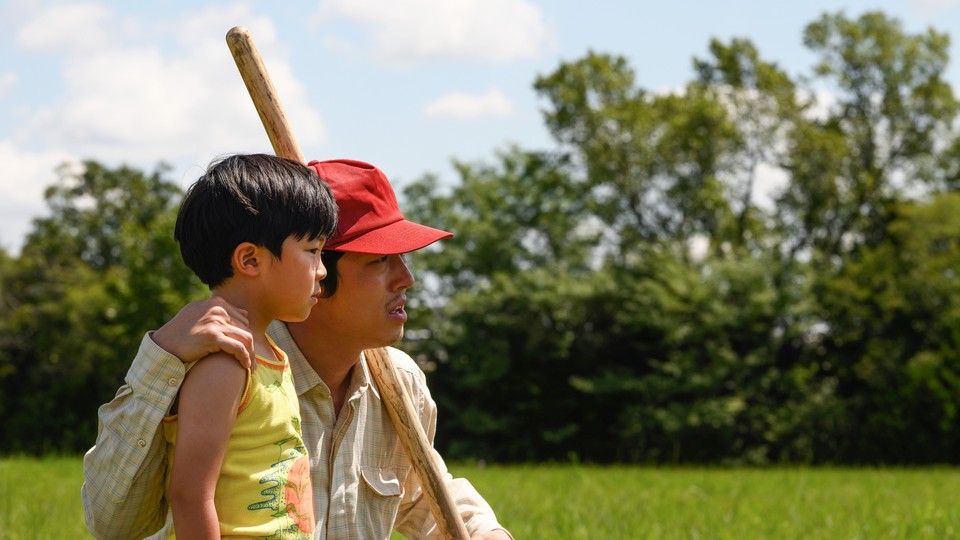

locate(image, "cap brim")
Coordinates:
326 219 453 254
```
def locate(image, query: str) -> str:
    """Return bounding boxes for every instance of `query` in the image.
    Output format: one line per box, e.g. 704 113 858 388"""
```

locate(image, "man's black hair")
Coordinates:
318 250 346 298
175 153 338 288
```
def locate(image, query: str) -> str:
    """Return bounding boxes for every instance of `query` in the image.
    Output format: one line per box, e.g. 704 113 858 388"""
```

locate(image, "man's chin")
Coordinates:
364 330 404 350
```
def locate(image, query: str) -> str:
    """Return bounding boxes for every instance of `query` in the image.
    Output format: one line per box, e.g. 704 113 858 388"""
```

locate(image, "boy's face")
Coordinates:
313 252 415 350
262 235 326 322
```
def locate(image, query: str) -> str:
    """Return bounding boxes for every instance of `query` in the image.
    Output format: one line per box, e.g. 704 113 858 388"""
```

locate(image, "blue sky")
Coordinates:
2 0 959 253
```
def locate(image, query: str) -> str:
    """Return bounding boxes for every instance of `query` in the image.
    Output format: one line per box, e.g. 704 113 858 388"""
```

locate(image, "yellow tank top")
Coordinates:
163 338 314 539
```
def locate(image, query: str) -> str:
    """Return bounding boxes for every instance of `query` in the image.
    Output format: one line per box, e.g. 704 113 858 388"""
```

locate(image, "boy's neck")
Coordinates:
210 287 276 361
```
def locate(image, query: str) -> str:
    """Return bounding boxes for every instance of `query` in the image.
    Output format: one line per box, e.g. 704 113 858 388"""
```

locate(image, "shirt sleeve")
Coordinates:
81 332 186 540
389 349 512 540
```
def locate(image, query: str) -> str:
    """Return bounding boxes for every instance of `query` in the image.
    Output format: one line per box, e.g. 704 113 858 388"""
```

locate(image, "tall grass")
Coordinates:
3 457 959 539
0 456 88 539
450 463 960 539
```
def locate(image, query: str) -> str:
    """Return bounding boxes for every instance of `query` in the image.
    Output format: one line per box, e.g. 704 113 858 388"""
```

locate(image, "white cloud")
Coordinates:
424 87 513 119
316 0 553 65
15 3 324 164
807 89 839 120
0 72 17 98
911 0 957 16
687 234 710 262
3 2 326 252
0 142 69 206
0 141 74 253
752 162 790 211
16 2 116 52
800 88 838 121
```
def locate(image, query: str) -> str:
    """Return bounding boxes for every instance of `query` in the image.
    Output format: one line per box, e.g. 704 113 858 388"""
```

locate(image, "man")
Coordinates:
82 158 512 540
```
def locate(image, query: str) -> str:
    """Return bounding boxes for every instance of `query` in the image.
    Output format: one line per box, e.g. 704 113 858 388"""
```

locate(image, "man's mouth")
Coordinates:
388 296 406 315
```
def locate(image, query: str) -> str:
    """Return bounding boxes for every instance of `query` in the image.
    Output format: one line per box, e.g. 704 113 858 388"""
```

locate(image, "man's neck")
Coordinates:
287 319 362 414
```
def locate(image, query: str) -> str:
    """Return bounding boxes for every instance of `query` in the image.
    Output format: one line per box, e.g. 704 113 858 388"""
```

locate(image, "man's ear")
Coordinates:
232 242 261 277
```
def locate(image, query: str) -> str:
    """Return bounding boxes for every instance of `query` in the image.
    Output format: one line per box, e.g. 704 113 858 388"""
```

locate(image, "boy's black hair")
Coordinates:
175 153 338 288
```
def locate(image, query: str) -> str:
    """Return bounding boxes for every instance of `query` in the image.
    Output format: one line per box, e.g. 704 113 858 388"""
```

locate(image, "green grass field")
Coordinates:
2 456 958 539
461 464 960 539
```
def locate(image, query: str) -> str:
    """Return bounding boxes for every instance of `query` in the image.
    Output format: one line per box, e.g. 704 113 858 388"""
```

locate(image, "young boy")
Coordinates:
164 153 337 539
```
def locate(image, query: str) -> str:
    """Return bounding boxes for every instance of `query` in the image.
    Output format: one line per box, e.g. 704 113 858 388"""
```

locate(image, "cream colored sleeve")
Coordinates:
388 348 512 539
81 332 185 540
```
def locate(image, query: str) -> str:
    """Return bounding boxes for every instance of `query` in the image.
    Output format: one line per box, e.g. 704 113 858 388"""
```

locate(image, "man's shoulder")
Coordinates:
384 346 421 375
379 346 433 406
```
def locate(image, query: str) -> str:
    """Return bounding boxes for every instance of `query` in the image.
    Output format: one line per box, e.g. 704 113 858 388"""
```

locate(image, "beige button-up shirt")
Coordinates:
82 321 509 539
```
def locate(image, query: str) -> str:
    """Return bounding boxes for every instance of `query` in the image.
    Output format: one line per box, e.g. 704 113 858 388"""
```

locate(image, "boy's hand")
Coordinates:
152 297 255 369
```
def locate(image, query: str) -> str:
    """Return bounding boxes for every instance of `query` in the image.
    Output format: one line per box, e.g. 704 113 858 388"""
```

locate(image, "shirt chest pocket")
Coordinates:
360 465 408 497
357 465 411 536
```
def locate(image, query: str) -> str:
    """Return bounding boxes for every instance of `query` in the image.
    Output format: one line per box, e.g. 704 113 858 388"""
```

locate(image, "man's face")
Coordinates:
314 252 415 351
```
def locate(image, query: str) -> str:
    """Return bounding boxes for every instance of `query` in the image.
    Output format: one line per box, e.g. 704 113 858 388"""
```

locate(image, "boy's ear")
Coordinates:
232 242 261 277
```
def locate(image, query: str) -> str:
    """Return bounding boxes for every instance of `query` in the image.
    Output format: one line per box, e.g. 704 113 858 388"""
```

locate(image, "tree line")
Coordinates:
1 11 958 463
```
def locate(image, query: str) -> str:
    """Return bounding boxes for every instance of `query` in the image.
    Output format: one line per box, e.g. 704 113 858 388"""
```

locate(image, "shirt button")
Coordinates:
168 378 179 387
137 439 147 448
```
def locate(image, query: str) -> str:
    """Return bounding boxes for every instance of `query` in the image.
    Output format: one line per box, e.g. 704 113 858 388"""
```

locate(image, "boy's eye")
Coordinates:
307 240 324 254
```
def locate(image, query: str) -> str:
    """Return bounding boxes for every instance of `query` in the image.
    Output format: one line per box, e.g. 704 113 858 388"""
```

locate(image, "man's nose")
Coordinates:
392 255 415 290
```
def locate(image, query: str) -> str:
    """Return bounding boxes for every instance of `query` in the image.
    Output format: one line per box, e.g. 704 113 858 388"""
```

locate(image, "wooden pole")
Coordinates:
363 347 472 540
225 27 305 163
225 26 470 540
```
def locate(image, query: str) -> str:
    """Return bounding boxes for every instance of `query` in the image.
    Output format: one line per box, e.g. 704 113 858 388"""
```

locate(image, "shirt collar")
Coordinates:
358 350 380 401
266 320 373 400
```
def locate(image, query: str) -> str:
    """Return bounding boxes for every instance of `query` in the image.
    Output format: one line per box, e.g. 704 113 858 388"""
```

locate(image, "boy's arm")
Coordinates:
168 353 246 540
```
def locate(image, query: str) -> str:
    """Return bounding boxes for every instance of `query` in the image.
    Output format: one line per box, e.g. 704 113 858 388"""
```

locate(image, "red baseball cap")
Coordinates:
307 159 453 254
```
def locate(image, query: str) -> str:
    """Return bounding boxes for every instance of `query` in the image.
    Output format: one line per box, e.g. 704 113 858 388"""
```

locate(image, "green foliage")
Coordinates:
3 10 959 465
792 11 959 256
815 193 960 463
400 10 960 464
0 161 204 454
533 52 743 248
